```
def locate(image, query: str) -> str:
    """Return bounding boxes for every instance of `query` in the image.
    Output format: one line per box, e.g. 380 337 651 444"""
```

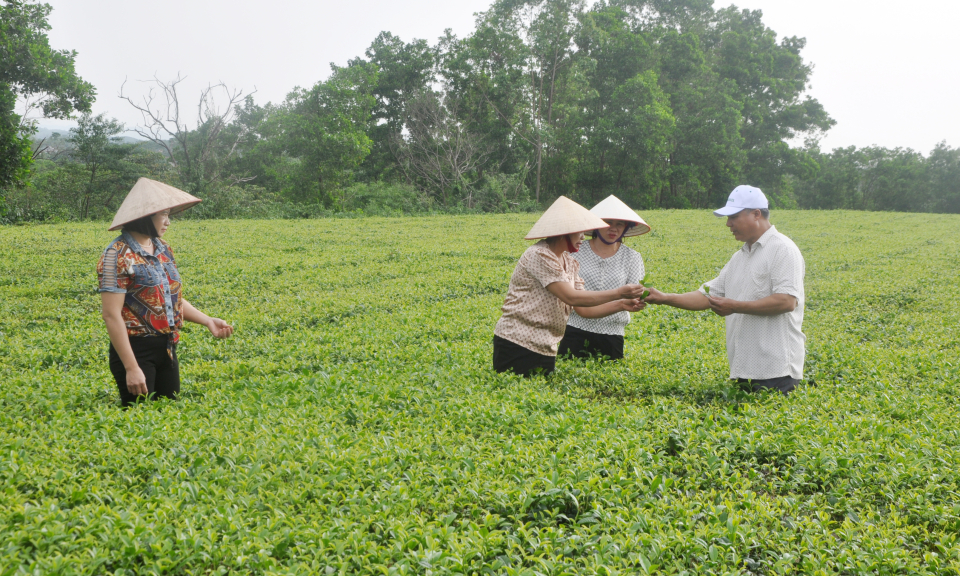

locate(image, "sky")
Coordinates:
36 0 960 154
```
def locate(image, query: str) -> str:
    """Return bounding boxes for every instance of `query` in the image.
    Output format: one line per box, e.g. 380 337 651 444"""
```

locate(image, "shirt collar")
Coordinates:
121 230 161 257
535 240 574 262
742 225 777 253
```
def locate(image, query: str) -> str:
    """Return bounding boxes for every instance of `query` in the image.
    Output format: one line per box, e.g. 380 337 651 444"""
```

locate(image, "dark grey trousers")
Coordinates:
737 375 798 395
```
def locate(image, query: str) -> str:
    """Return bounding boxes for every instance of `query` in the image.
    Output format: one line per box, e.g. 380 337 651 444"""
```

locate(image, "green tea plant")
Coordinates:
1 211 959 575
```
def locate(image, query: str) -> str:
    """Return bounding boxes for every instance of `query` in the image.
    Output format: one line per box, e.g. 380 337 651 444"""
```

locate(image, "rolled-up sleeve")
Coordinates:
770 244 805 299
701 261 730 297
523 250 568 288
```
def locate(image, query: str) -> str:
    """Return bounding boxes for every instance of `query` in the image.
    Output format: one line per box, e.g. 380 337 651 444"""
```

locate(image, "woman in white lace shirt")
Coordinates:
559 195 651 361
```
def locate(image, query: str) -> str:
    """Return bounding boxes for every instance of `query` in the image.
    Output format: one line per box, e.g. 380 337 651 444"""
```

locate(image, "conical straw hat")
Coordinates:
524 196 609 240
590 195 651 236
109 178 202 231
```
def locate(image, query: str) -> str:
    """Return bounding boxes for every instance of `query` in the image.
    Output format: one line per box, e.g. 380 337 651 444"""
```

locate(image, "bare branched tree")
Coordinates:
16 94 54 160
119 74 254 191
392 90 491 207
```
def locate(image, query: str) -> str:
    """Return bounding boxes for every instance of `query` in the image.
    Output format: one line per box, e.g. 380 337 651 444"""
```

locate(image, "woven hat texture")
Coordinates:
524 196 609 240
109 178 202 231
590 195 651 236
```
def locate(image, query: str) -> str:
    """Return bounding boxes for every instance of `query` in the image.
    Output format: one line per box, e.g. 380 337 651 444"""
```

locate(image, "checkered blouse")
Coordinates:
566 240 645 336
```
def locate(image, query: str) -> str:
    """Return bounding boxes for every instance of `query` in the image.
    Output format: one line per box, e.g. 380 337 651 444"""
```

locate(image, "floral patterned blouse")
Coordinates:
97 232 183 348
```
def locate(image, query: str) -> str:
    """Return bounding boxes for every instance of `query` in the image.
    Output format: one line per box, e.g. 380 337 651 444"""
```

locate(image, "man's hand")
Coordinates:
706 295 739 317
206 318 234 339
641 286 668 305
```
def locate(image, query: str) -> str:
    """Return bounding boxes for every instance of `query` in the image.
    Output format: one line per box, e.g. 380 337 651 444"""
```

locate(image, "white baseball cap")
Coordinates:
713 185 768 217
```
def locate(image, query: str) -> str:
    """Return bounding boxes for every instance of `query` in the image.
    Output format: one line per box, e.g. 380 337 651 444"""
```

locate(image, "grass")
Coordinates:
1 210 959 574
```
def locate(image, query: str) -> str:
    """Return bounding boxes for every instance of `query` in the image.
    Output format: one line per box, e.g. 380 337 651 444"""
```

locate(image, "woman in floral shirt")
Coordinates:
493 196 647 377
98 178 233 406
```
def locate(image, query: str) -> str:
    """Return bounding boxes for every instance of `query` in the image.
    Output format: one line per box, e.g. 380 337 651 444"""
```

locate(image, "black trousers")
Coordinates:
493 335 556 377
109 337 180 406
558 325 625 360
737 375 798 396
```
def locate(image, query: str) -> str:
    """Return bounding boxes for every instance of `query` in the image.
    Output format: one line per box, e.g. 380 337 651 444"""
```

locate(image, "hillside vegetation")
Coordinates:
6 0 959 224
1 211 959 574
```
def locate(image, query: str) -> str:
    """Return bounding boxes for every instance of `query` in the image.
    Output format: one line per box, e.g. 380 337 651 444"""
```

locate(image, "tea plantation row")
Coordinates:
1 211 958 575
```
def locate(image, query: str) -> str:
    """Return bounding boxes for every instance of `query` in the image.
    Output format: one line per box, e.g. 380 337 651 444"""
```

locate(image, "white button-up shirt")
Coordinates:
702 225 806 379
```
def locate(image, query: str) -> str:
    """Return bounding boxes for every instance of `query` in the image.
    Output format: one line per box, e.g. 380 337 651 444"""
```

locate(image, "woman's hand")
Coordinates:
126 365 148 396
206 318 234 339
622 298 646 312
618 284 646 299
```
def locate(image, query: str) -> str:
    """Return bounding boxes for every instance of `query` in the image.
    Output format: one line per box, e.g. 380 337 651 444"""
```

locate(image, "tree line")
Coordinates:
2 0 958 223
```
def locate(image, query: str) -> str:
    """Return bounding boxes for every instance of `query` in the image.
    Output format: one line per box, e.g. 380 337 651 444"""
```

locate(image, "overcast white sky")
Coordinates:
38 0 959 154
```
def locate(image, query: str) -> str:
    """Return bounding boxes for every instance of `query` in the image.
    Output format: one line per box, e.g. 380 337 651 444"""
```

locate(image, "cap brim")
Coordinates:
713 206 747 217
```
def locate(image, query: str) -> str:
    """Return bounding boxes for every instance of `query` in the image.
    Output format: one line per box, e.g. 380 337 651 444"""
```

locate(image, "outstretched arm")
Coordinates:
546 281 645 308
575 298 646 318
642 287 711 311
182 299 234 339
706 293 797 317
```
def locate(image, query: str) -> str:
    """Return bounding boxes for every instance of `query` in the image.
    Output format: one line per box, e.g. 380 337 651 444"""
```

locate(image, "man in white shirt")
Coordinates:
644 185 806 394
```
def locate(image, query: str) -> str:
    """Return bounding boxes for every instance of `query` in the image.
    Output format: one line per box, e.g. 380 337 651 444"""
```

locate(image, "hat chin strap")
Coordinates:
596 223 633 245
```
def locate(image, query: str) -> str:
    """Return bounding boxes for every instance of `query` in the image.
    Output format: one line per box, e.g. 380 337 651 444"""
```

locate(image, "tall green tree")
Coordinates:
657 29 744 208
440 25 531 184
463 0 586 202
0 0 95 194
349 33 437 181
67 112 125 218
281 64 377 207
793 145 862 209
571 6 673 206
927 142 960 213
705 7 833 202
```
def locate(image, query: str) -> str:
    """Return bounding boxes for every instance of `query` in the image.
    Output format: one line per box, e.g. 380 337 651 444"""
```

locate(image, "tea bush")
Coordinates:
1 211 959 575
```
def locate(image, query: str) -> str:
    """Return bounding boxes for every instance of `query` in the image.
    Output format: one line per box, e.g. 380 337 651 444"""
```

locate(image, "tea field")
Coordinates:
1 211 959 575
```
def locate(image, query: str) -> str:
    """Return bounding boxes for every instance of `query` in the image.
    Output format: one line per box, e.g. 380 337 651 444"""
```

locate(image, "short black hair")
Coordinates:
759 208 770 219
123 215 159 237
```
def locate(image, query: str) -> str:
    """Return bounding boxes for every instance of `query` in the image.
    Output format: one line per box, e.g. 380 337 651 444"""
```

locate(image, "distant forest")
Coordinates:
2 0 958 222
